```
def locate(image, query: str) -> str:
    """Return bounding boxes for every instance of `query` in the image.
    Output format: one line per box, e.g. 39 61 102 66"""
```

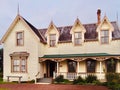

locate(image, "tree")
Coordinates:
0 48 3 72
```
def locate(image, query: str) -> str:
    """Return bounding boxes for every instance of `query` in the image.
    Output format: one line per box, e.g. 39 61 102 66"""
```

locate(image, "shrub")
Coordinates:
85 75 97 83
54 75 64 83
92 80 101 85
105 73 120 90
0 77 3 82
0 72 3 78
73 76 85 84
105 73 120 83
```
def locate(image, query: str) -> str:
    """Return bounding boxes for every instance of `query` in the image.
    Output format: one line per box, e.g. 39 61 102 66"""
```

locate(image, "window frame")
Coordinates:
67 60 77 73
49 34 56 47
16 31 24 46
105 59 117 73
74 32 82 45
11 58 27 73
86 60 96 73
100 30 109 44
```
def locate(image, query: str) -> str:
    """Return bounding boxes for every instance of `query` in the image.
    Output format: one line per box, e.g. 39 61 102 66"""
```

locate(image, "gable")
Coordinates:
70 18 86 34
97 16 114 32
45 21 59 37
1 15 46 44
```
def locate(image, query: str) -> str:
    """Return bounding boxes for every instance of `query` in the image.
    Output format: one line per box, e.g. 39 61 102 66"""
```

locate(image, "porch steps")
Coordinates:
36 78 53 84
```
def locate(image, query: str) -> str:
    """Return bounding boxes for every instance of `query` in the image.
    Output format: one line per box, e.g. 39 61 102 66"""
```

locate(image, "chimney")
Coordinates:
97 9 101 25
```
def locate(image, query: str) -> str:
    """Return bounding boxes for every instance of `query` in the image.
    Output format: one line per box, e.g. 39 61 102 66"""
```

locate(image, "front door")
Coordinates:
46 60 56 77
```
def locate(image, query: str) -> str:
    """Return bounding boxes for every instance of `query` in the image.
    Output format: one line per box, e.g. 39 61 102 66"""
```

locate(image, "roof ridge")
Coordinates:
38 21 117 30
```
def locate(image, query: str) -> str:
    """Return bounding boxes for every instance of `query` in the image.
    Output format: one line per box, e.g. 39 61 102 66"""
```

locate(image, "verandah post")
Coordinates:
77 61 80 77
57 62 59 76
99 61 102 80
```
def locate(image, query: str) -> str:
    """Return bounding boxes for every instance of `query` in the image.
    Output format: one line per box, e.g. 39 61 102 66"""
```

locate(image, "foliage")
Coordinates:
20 79 35 83
0 72 3 78
0 77 3 82
73 76 85 84
105 73 120 90
0 48 3 72
85 75 97 83
54 75 64 83
0 88 9 90
73 75 100 85
54 75 71 84
105 73 120 83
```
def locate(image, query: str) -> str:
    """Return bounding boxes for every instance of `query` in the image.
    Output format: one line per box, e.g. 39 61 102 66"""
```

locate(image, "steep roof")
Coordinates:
1 15 46 44
2 14 120 44
22 18 46 43
39 21 120 42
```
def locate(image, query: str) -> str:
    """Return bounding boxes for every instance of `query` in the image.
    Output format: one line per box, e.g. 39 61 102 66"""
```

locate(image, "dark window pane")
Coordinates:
101 30 109 44
86 60 96 73
68 60 77 72
17 32 24 46
74 32 82 45
105 59 117 73
50 34 56 47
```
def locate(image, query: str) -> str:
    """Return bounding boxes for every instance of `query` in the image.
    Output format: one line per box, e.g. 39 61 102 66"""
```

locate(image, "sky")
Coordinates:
0 0 120 48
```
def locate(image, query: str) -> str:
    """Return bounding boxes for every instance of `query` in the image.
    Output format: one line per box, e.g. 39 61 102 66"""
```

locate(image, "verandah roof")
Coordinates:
41 53 120 58
39 53 120 62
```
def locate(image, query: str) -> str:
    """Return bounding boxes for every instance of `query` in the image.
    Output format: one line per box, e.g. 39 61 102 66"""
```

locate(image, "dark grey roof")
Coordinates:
22 17 46 43
21 15 120 43
39 21 120 43
111 22 120 39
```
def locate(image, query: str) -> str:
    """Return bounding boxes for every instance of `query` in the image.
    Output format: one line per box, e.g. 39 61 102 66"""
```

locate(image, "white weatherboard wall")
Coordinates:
44 40 120 55
3 20 40 81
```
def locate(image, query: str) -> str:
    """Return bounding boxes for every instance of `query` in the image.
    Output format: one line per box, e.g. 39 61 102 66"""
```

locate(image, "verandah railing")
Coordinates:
53 72 105 80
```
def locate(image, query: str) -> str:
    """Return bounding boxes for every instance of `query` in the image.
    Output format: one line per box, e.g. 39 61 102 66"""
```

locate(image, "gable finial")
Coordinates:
104 12 107 17
116 12 119 23
77 16 79 19
17 3 20 15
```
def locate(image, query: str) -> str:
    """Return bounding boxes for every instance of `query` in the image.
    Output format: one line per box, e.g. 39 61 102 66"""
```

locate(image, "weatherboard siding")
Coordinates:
43 40 120 55
3 20 40 81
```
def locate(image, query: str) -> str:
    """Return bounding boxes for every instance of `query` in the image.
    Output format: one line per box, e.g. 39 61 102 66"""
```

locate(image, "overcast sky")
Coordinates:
0 0 120 48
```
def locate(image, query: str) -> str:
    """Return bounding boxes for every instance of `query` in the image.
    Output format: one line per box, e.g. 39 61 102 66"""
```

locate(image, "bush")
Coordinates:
0 72 3 78
73 76 85 84
105 73 120 83
105 73 120 90
0 77 3 81
85 75 97 83
54 75 64 83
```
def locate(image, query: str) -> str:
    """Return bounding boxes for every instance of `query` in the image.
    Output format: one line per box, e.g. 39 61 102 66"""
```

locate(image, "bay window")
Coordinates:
12 59 27 73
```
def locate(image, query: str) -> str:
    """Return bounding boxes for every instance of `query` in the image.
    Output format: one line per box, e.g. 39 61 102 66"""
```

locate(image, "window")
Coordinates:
12 59 27 73
16 32 24 46
101 30 109 44
68 60 77 72
86 60 96 73
74 32 82 45
105 59 117 73
49 34 56 47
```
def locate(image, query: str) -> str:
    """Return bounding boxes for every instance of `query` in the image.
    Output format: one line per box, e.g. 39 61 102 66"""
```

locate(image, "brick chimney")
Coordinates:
97 9 101 25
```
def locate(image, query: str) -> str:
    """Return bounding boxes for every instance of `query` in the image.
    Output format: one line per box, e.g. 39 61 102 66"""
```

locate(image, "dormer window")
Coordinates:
16 32 24 46
74 32 82 45
49 34 56 47
101 30 109 44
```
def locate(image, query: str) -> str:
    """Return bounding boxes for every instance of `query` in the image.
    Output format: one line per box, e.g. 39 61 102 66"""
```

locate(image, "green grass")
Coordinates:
0 88 10 90
0 77 16 84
